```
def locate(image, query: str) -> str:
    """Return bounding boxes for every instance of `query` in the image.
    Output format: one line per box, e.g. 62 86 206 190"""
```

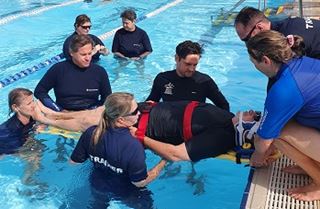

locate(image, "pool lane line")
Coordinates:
0 54 63 88
0 0 184 89
0 0 83 26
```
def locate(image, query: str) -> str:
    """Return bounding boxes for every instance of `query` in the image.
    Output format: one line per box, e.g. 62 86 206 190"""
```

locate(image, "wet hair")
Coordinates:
120 9 137 21
92 92 134 146
176 40 203 60
234 6 269 27
8 88 33 115
246 30 305 64
74 14 91 28
69 34 94 53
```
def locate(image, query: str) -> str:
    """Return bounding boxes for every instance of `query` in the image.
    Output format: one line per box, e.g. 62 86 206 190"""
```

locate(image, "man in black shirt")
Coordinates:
234 6 320 90
146 40 230 111
35 35 112 111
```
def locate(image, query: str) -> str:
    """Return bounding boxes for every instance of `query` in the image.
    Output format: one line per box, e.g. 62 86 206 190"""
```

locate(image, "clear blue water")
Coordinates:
0 0 288 208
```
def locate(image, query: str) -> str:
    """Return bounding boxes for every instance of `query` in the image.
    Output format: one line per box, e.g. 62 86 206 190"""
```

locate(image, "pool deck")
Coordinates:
244 155 320 209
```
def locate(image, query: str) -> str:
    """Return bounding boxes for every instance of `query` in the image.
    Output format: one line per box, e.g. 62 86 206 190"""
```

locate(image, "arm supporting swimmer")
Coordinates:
250 135 274 167
143 136 191 161
132 159 167 188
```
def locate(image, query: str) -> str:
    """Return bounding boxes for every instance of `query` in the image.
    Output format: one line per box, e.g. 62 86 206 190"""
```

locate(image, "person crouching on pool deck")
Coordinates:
0 88 37 155
246 30 320 201
69 93 166 188
35 34 112 112
34 93 272 163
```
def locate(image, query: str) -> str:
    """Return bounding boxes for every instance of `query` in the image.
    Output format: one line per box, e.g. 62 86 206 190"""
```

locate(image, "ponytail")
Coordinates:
91 92 134 146
246 30 305 64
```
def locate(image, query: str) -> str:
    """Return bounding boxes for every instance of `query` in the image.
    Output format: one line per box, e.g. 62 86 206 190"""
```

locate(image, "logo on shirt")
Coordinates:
86 88 98 92
89 155 123 174
259 110 268 131
164 82 174 95
305 18 314 29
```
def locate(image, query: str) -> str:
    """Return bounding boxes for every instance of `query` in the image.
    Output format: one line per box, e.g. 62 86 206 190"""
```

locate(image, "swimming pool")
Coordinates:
0 0 289 208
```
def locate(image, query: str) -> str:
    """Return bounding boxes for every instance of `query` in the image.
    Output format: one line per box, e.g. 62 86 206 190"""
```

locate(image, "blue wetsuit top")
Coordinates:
71 126 147 184
112 26 152 58
0 114 35 154
63 32 105 62
34 60 112 111
258 56 320 139
146 70 230 111
271 17 320 59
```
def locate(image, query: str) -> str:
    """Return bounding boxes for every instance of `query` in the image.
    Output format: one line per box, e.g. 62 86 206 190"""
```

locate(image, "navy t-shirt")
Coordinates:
71 126 147 184
0 114 35 154
63 32 105 62
112 26 152 58
271 17 320 59
34 60 112 111
146 70 230 111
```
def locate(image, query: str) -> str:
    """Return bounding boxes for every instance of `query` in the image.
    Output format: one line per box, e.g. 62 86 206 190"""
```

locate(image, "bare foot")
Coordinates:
288 183 320 201
282 165 307 175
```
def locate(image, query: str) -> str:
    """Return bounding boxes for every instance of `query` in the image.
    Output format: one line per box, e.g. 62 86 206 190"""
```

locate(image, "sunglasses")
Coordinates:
81 25 91 30
123 107 139 117
241 20 262 42
254 111 262 121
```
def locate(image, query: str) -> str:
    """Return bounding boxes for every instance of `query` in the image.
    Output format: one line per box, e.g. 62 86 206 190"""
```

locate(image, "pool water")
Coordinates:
0 0 288 208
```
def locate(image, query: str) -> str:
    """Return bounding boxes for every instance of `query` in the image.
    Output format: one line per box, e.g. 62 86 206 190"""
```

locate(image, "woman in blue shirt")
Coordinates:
246 30 320 201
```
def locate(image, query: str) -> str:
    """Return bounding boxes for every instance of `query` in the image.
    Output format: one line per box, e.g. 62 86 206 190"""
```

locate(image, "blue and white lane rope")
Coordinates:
0 0 83 26
0 0 183 89
0 54 63 88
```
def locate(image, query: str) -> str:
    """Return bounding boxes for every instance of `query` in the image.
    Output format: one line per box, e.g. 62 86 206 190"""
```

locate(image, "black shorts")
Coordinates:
185 104 235 161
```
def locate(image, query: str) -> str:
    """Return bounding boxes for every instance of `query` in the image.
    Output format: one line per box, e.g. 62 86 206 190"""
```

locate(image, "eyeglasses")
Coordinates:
80 25 91 30
241 20 262 42
123 107 139 117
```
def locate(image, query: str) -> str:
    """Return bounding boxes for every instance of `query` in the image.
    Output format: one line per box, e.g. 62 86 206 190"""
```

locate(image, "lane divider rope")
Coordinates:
0 0 184 89
0 0 83 26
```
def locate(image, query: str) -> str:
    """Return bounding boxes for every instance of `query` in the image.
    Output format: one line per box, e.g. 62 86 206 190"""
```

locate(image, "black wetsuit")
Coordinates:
146 70 229 111
139 101 235 161
34 60 112 111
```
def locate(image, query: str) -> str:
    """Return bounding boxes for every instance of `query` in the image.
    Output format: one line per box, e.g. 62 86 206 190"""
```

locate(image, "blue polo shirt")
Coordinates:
258 56 320 139
71 126 147 184
271 17 320 58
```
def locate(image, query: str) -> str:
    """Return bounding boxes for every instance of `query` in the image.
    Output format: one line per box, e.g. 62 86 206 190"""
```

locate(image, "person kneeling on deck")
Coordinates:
246 30 320 201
